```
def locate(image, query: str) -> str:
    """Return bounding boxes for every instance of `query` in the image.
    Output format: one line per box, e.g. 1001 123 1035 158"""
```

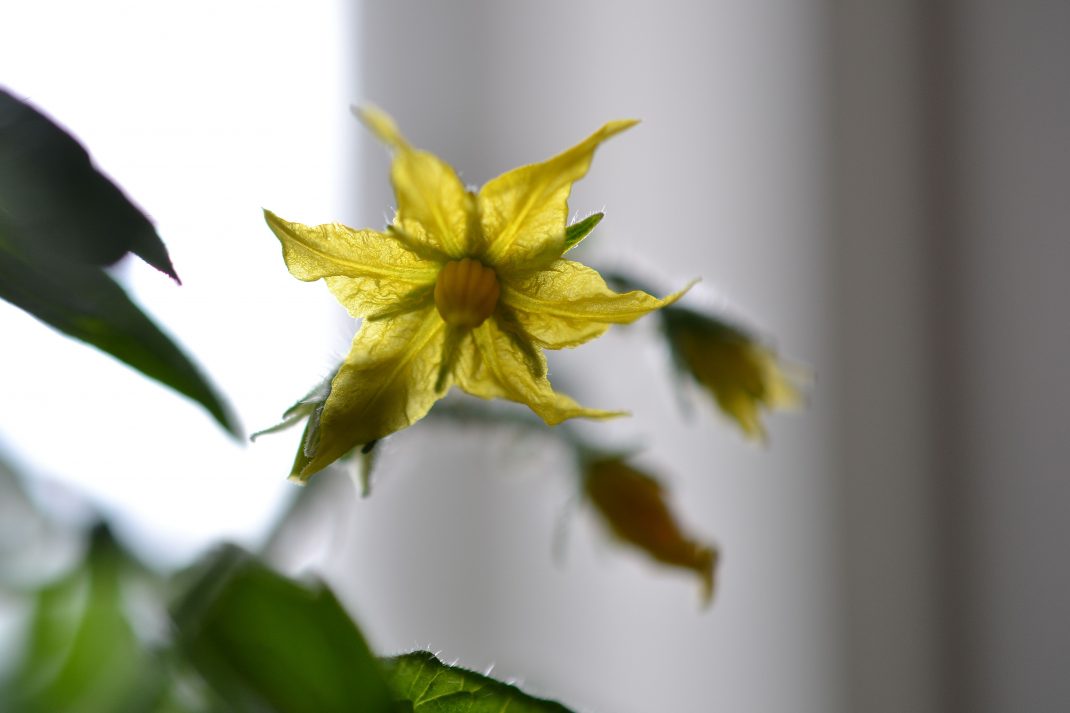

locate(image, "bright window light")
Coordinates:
0 1 355 564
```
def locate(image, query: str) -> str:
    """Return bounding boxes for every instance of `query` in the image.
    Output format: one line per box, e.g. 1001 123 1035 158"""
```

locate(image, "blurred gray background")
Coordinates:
2 1 1068 712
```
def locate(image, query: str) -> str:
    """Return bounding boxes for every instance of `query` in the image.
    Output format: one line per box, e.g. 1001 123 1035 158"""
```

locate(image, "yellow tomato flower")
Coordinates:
662 306 802 440
266 108 689 481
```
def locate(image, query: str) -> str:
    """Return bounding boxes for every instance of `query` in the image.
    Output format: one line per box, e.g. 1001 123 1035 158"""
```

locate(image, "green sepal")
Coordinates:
562 212 603 252
250 369 338 444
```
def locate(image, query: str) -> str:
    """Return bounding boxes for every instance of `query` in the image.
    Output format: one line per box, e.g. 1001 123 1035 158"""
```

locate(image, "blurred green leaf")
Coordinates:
0 88 239 436
562 212 603 252
171 547 394 713
384 651 576 713
1 524 168 713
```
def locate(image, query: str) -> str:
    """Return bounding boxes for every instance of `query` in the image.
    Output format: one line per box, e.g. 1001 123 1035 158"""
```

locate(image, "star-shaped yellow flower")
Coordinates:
266 108 689 480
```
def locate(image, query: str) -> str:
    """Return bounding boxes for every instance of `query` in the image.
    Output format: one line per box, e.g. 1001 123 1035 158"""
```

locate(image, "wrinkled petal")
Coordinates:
502 260 693 349
455 317 625 424
357 106 473 258
300 307 447 478
479 120 638 273
265 210 438 317
325 277 434 320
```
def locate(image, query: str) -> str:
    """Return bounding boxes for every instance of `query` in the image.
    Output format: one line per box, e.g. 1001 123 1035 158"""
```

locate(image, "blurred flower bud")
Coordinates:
662 306 803 440
584 456 718 605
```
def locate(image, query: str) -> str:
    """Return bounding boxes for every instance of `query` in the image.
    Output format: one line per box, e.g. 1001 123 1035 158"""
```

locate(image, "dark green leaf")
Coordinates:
384 651 576 713
171 548 394 713
1 524 168 713
0 244 238 436
562 212 603 252
0 88 239 436
0 88 176 278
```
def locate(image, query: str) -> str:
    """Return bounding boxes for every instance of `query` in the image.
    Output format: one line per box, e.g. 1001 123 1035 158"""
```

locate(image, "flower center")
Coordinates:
434 258 500 328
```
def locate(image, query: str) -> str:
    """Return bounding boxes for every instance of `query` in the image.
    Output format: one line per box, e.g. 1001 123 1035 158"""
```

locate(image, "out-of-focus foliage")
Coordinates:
0 524 168 713
384 651 575 713
1 459 583 713
170 549 581 713
0 88 238 436
0 461 225 712
172 548 394 713
583 456 718 604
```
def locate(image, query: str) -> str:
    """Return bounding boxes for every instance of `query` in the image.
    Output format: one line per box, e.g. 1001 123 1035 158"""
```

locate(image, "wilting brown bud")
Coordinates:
584 456 718 605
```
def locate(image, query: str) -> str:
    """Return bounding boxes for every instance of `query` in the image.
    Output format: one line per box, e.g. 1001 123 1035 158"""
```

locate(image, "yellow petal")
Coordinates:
479 120 638 272
265 210 438 317
325 277 434 320
456 317 625 424
502 260 693 349
300 307 447 478
356 106 473 258
354 105 411 151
